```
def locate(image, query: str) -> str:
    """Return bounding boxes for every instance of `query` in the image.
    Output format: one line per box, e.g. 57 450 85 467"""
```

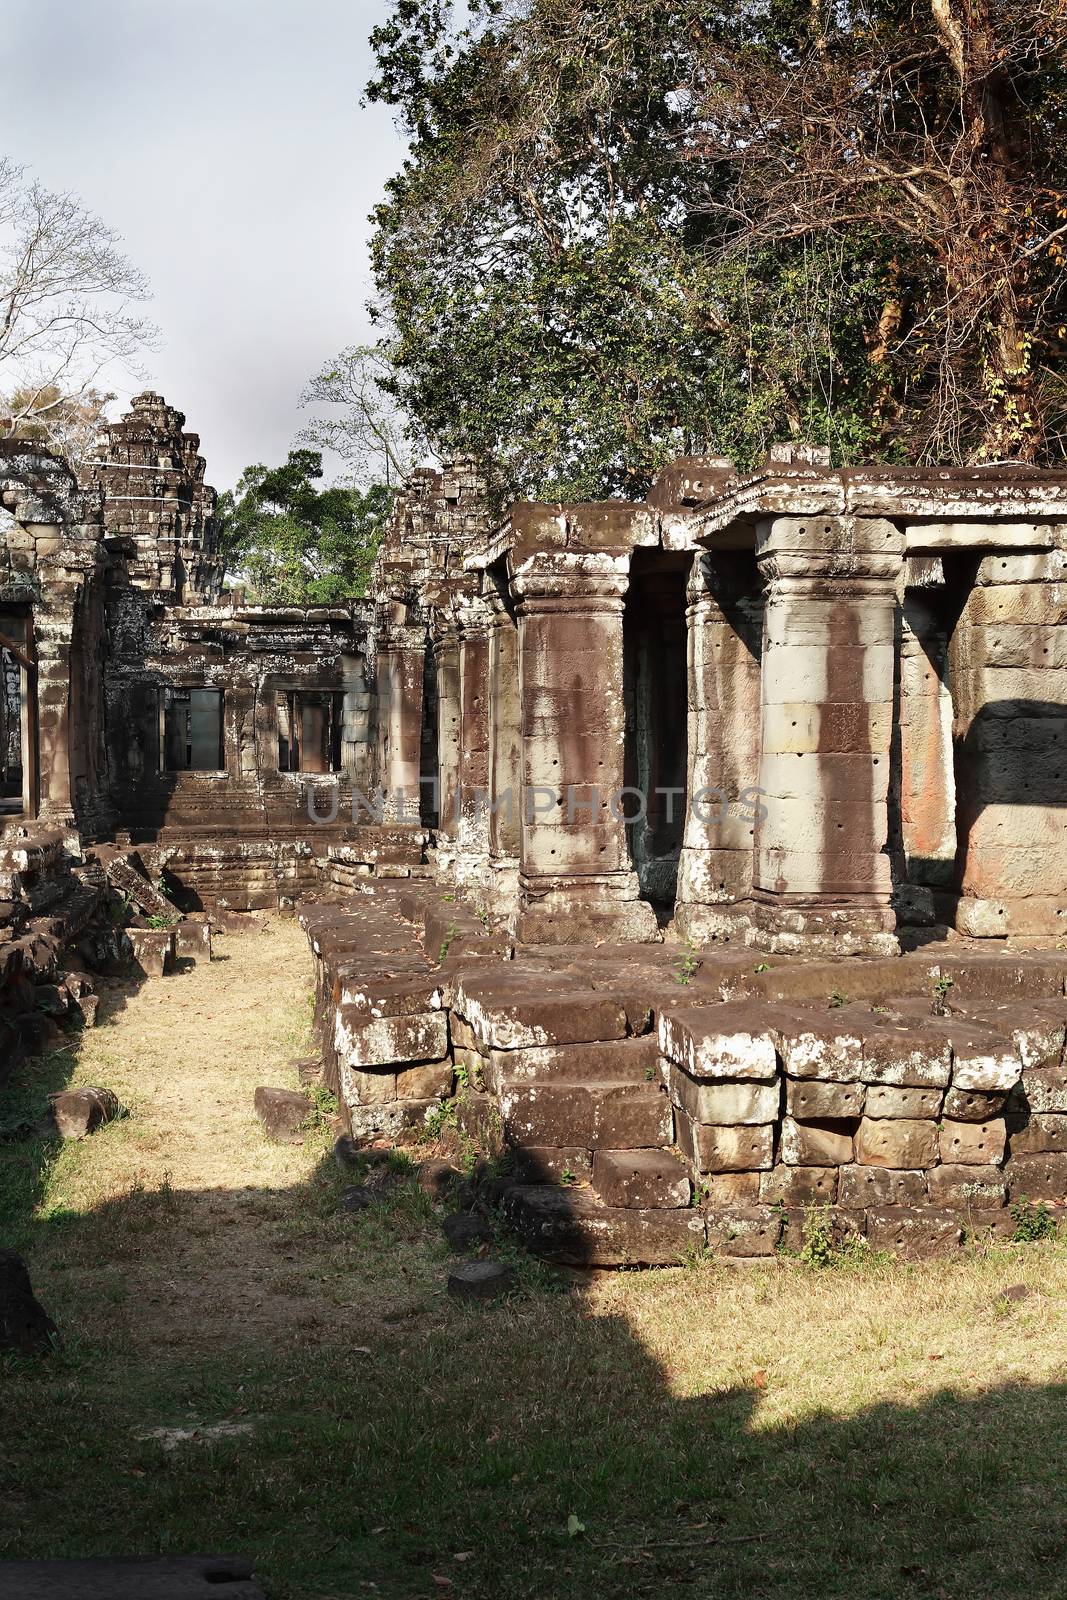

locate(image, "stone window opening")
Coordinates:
277 690 344 774
161 687 224 772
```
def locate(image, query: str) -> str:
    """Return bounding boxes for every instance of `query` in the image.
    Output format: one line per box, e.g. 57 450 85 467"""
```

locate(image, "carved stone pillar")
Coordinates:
675 551 763 944
951 549 1067 938
374 601 426 824
752 516 904 956
432 622 461 842
453 591 493 888
485 580 521 913
511 550 658 943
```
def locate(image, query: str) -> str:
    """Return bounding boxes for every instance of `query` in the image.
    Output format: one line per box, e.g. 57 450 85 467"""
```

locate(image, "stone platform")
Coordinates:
302 884 1067 1265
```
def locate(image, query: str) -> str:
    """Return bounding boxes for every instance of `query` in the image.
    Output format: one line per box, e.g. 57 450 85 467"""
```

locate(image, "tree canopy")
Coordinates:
215 449 392 606
366 0 1067 502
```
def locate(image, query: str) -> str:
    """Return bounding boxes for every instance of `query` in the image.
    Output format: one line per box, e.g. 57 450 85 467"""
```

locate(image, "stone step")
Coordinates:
592 1147 692 1208
503 1183 703 1266
499 1079 672 1149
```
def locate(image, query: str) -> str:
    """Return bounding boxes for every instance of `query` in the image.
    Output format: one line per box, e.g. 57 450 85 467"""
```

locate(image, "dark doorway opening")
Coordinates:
624 552 689 920
277 690 344 773
162 688 224 772
0 608 35 818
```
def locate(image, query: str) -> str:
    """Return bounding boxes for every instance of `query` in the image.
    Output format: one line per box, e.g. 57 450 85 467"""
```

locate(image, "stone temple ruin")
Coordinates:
4 392 1067 1262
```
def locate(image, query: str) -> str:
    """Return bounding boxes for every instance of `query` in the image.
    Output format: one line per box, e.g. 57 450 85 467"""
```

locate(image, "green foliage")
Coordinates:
367 0 1067 495
674 939 701 986
215 448 392 604
1010 1197 1058 1244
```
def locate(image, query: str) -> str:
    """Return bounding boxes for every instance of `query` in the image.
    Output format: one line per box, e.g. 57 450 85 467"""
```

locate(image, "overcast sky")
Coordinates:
0 0 406 492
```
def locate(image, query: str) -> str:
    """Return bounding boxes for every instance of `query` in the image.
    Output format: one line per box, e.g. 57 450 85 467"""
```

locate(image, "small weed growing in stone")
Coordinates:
674 939 702 986
302 1082 338 1131
753 962 770 974
438 920 459 963
931 975 954 1016
1010 1196 1058 1243
828 991 849 1010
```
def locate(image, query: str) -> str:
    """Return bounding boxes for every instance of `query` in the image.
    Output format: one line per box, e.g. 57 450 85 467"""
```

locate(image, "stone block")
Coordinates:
759 1165 839 1205
511 1146 592 1183
174 921 212 962
938 1119 1006 1165
865 1084 943 1120
865 1207 961 1258
334 1008 449 1070
779 1020 864 1083
127 928 175 979
861 1023 952 1088
1020 1066 1067 1113
592 1149 691 1209
1009 1113 1067 1156
838 1165 927 1207
705 1206 783 1258
499 1081 672 1148
454 975 629 1048
669 1066 779 1125
781 1117 854 1166
946 1025 1021 1092
658 1003 779 1081
1013 1016 1066 1071
701 1172 762 1204
253 1086 308 1143
786 1079 864 1119
927 1165 1007 1208
49 1086 121 1140
677 1115 774 1173
343 1067 397 1107
495 1035 660 1086
1006 1151 1067 1201
943 1087 1008 1122
395 1060 453 1100
855 1116 938 1169
504 1184 706 1266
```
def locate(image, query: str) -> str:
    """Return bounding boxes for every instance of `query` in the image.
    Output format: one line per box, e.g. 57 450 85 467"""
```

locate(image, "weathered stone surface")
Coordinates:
511 1146 592 1183
780 1117 854 1166
49 1086 120 1140
785 1079 864 1119
702 1171 762 1204
174 921 213 963
677 1117 774 1173
253 1086 307 1143
127 928 175 979
779 1019 865 1083
669 1066 779 1126
838 1165 927 1207
943 1087 1008 1122
861 1023 952 1088
454 974 628 1049
592 1148 690 1209
1020 1066 1067 1113
944 1024 1020 1092
499 1081 672 1148
395 1060 453 1100
658 1004 779 1081
864 1084 943 1120
927 1165 1007 1208
1009 1112 1067 1155
504 1184 706 1265
334 1008 449 1070
705 1206 783 1257
0 1249 57 1354
866 1207 962 1258
938 1119 1007 1165
855 1116 938 1169
1013 1016 1066 1071
1006 1151 1067 1201
759 1165 838 1205
447 1260 517 1300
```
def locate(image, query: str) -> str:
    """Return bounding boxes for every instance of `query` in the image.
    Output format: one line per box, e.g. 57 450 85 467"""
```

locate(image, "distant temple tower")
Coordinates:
83 391 223 604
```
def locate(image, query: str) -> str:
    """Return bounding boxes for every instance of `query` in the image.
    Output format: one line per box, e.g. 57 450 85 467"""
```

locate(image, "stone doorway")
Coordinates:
623 552 689 921
0 609 35 819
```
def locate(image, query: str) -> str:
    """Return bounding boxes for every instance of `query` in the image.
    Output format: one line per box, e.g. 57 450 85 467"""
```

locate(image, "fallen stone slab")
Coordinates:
447 1260 517 1300
127 928 175 979
252 1087 308 1143
0 1554 264 1598
0 1249 57 1354
175 922 213 963
49 1087 122 1141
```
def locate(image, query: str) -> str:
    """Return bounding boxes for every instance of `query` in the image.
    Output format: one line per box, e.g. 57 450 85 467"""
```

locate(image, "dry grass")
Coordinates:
3 918 1067 1598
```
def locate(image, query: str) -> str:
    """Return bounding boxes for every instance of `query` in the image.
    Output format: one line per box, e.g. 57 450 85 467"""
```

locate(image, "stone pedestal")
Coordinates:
752 516 904 956
675 552 763 944
511 552 658 943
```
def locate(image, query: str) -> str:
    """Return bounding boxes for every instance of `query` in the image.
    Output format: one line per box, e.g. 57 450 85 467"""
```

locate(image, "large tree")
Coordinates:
0 161 154 450
366 0 1067 501
216 450 392 605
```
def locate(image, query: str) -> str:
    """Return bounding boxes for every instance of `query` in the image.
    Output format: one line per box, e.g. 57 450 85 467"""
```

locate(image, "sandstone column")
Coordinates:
675 551 763 944
752 515 904 956
432 621 462 845
453 590 493 889
374 601 426 824
511 550 658 943
951 548 1067 938
485 581 522 914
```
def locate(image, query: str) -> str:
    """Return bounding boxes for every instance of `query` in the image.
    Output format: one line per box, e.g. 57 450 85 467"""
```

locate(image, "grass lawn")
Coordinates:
3 918 1067 1599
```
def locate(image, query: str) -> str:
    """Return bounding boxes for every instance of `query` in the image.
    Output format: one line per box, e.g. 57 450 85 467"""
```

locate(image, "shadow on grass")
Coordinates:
2 1130 1067 1600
